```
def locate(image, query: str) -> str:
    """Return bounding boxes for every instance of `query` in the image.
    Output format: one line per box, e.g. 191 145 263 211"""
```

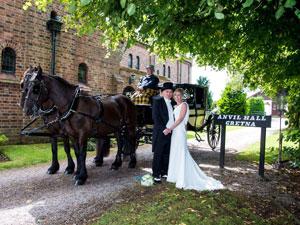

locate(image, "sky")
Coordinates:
191 63 229 101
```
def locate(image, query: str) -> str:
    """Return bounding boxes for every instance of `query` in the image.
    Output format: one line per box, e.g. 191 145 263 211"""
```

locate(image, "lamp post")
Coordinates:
46 11 62 75
128 74 136 84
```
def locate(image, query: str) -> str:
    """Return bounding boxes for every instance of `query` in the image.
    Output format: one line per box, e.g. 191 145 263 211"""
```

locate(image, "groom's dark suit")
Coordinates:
152 96 173 178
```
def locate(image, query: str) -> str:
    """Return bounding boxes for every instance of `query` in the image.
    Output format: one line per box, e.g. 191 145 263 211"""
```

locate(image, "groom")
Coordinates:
152 82 174 183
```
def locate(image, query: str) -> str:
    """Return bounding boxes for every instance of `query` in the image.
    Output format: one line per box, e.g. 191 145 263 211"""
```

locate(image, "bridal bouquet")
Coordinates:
141 174 154 187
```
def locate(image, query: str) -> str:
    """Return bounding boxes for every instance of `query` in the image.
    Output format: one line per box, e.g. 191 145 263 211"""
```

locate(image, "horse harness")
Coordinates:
21 86 122 136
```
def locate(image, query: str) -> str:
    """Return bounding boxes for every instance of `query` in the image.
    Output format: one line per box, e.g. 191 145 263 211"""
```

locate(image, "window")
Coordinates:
135 56 140 70
1 47 16 74
157 70 160 75
78 63 88 83
128 54 133 68
163 64 166 76
168 66 171 78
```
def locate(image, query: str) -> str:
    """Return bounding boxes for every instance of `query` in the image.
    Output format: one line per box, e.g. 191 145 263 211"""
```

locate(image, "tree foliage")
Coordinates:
197 76 209 87
246 97 265 115
196 76 213 109
217 86 247 115
25 0 300 152
207 90 213 110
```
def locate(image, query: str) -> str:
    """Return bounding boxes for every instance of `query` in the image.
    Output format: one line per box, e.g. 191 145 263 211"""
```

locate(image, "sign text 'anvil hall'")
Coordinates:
214 115 272 128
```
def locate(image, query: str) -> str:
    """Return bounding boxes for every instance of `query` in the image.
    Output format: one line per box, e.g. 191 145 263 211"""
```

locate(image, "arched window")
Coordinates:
78 63 88 83
1 47 16 74
135 56 140 70
163 64 166 76
156 70 160 75
168 66 171 78
128 54 133 68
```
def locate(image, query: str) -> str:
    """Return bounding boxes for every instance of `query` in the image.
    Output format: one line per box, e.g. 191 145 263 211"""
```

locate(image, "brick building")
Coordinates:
0 1 192 143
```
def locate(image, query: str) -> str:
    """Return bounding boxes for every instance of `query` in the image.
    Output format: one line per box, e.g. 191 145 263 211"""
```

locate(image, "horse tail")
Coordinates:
102 137 111 157
115 95 137 154
96 137 110 157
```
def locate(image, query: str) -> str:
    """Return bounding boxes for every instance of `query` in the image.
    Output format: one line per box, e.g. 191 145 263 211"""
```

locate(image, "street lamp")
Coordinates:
47 11 62 75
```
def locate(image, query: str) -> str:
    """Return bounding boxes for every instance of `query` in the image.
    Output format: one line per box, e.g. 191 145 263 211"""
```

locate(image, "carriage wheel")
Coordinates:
207 121 221 150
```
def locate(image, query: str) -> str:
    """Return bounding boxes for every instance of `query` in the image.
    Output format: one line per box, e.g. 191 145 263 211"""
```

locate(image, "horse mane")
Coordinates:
49 75 77 89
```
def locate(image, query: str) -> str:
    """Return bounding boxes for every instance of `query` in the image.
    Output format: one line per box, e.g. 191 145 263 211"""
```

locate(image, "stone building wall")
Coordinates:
0 1 121 143
0 0 192 143
119 44 192 91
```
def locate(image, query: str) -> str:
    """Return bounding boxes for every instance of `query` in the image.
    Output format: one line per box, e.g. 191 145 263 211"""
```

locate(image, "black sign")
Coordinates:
214 114 272 128
214 114 272 178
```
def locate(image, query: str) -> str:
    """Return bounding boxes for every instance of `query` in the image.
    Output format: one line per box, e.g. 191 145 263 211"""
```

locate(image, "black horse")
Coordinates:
23 66 137 185
20 67 110 175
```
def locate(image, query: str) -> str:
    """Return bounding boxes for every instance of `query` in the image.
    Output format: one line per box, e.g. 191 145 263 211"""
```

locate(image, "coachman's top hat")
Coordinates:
160 82 174 91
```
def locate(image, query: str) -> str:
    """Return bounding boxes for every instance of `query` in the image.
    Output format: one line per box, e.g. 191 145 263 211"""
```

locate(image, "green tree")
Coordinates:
197 76 209 87
197 76 213 109
246 97 265 115
217 86 247 115
207 90 213 110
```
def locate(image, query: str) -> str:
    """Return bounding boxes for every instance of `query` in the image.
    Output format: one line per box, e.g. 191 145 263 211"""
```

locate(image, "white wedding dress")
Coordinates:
167 102 224 191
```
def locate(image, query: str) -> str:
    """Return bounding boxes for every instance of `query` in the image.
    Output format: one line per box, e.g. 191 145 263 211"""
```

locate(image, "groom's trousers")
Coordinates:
152 132 171 178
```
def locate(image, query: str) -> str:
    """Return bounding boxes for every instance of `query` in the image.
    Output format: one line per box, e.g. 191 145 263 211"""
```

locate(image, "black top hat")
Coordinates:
160 82 174 91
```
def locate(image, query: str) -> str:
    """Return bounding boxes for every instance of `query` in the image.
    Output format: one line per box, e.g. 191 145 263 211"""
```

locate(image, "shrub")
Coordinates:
284 128 300 168
87 138 96 151
217 86 247 115
246 97 265 115
0 134 8 145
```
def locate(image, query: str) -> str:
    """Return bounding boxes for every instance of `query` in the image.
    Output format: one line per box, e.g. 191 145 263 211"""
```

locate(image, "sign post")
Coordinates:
214 114 272 177
220 124 226 168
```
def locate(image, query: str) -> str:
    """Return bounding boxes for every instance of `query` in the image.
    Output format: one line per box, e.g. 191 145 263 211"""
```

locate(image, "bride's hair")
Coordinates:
174 88 184 96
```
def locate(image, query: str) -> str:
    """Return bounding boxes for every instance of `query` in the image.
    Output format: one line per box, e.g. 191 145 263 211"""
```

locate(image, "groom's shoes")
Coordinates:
153 177 161 184
161 174 168 180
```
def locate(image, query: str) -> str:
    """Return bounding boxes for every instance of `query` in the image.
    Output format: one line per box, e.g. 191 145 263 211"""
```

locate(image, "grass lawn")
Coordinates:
93 184 297 225
0 142 95 170
236 131 295 164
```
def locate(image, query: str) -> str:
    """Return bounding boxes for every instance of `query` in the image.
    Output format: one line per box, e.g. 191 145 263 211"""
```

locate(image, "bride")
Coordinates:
163 88 224 191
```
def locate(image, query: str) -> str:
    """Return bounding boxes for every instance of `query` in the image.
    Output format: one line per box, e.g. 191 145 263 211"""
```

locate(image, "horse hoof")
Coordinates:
128 162 136 169
110 165 119 170
47 168 59 174
75 179 85 186
64 169 74 175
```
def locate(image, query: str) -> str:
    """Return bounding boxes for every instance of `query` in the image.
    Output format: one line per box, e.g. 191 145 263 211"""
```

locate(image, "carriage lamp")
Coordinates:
128 74 136 84
46 11 63 75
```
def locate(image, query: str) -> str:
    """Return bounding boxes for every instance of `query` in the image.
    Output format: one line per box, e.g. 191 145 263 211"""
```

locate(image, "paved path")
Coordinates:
189 117 287 152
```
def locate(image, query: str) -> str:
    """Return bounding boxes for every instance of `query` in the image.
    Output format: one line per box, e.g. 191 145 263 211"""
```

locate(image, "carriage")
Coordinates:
124 83 221 150
19 67 221 185
21 82 221 150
